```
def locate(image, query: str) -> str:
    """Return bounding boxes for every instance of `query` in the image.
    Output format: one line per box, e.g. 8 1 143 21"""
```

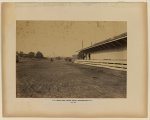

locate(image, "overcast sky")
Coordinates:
16 21 127 57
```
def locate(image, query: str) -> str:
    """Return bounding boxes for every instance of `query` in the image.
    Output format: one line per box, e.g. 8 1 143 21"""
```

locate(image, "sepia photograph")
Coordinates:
16 21 127 98
2 2 147 117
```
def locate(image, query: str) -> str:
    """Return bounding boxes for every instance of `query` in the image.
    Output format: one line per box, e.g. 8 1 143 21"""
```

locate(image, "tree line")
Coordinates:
16 51 44 59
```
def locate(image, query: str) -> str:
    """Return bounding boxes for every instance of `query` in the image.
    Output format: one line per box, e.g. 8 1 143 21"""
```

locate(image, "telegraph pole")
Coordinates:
82 40 83 49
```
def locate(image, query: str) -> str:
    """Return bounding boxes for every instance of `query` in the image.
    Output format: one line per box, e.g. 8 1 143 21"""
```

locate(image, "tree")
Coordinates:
35 51 44 58
16 51 19 55
19 51 24 57
28 52 35 58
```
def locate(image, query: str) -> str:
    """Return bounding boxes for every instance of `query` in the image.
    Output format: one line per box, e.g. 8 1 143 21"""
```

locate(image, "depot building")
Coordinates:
75 32 127 71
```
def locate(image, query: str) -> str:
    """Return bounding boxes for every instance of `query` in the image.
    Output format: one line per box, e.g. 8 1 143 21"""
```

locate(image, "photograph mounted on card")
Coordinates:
2 2 147 117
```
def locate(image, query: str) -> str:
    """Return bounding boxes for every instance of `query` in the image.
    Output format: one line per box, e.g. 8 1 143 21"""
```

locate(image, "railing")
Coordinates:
74 59 127 71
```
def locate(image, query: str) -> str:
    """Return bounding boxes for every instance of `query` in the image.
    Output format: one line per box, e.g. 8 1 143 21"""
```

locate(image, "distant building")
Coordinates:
75 32 127 71
72 54 78 59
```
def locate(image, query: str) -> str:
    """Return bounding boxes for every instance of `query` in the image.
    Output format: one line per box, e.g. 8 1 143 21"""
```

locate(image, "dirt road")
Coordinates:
16 59 126 98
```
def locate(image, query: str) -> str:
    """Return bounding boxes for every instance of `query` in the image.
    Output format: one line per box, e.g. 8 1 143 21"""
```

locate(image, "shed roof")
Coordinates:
78 32 127 53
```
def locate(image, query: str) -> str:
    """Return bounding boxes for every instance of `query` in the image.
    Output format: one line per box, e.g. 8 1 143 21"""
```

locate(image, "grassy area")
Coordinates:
16 59 126 98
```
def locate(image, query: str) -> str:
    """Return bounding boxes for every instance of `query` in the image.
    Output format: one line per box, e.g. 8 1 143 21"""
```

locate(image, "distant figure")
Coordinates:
83 54 85 60
50 58 53 62
88 53 91 60
16 55 19 63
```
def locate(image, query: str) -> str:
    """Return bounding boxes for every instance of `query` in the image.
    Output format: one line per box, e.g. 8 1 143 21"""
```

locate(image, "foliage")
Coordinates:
35 51 44 58
28 52 35 58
